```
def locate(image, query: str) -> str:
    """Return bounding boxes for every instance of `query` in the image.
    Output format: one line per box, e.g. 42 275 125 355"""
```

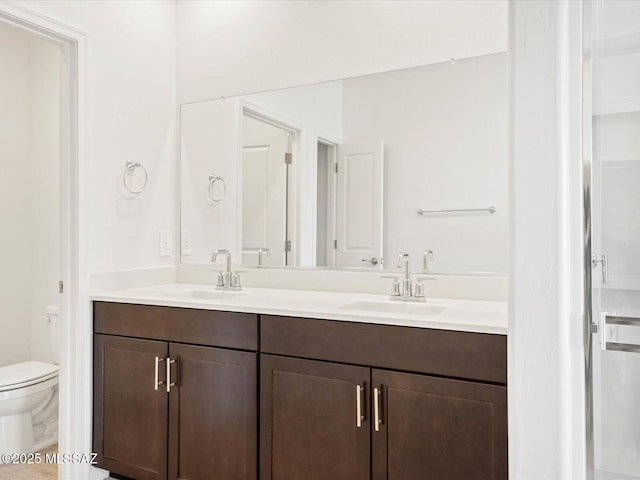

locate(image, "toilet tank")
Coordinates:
46 304 60 365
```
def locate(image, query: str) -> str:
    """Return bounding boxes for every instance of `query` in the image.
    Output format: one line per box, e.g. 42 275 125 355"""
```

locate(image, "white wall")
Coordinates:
21 0 178 273
343 54 508 273
177 0 508 103
181 98 240 265
0 24 34 367
0 24 62 367
29 33 63 364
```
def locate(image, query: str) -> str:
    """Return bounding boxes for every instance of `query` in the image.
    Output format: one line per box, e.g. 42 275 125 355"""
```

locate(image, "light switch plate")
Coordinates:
181 230 192 256
159 230 172 257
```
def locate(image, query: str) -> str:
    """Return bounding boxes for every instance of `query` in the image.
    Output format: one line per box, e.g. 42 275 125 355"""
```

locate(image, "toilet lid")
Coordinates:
0 361 59 392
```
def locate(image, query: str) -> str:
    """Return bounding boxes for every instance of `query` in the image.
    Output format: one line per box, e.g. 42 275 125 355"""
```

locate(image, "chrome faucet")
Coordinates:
257 248 271 267
398 253 412 297
211 249 241 290
423 250 434 272
388 253 426 302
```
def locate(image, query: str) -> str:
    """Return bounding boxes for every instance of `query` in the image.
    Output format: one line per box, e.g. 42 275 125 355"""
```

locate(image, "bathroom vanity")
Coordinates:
93 302 257 480
91 285 507 480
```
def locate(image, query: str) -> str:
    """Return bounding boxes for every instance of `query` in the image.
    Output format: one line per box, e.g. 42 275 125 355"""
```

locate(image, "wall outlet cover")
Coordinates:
159 230 172 257
181 230 192 256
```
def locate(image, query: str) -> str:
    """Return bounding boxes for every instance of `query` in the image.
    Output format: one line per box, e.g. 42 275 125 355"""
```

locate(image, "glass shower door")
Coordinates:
591 1 640 478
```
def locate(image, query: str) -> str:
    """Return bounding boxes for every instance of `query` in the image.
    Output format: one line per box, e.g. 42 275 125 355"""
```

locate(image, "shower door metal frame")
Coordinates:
583 0 595 478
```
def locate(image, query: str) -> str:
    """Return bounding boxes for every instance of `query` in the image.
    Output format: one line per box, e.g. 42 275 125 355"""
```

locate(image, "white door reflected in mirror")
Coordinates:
335 139 384 268
241 114 293 267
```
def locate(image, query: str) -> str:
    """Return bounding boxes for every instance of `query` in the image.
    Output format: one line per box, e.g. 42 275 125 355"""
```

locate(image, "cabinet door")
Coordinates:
93 334 168 480
372 369 507 480
260 354 370 480
168 343 257 480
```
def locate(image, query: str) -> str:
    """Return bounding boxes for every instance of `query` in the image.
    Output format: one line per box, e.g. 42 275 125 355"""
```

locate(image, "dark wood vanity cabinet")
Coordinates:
371 369 507 480
260 315 508 480
260 355 507 480
259 355 371 480
93 302 258 480
93 334 169 480
167 343 256 480
93 303 507 480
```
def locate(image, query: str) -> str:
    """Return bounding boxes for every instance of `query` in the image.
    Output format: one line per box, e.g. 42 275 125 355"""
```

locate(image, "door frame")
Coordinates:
317 138 338 267
0 3 90 479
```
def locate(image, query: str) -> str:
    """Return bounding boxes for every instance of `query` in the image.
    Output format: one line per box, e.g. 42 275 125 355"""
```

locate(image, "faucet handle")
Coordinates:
381 275 401 296
216 271 225 287
391 278 401 296
258 248 271 266
414 277 435 299
415 277 435 297
231 272 241 288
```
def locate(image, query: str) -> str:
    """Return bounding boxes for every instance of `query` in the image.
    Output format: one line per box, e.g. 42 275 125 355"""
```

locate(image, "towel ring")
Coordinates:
208 174 226 203
122 161 148 194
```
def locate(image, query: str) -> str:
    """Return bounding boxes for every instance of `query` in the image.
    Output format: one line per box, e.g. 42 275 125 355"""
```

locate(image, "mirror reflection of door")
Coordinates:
241 114 292 266
334 138 384 268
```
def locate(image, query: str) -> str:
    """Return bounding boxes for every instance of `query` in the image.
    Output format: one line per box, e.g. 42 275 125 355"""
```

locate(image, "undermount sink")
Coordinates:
162 289 246 301
339 299 447 316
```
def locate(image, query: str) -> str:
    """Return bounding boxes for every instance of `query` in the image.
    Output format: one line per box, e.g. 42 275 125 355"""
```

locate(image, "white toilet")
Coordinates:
0 304 60 453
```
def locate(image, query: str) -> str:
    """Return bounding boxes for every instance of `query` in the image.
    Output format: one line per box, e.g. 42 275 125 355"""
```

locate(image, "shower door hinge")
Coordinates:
284 153 293 165
59 280 64 294
284 240 292 252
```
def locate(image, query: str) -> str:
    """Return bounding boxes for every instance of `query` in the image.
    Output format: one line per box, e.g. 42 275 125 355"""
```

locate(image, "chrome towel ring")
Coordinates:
122 161 148 194
208 174 226 203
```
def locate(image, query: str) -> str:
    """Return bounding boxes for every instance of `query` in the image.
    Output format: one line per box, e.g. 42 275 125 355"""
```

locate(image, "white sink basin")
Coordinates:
162 289 246 301
339 299 447 316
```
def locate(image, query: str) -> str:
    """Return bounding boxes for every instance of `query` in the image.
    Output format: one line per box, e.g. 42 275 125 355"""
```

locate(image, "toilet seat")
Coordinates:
0 361 59 392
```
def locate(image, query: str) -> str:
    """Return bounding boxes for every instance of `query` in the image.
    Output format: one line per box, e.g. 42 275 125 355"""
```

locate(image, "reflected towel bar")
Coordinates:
417 206 496 215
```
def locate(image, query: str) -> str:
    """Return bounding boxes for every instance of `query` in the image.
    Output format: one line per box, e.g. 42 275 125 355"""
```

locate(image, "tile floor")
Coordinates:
0 444 57 480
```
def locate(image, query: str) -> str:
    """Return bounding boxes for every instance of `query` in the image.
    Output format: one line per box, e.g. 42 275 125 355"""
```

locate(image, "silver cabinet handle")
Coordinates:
374 387 382 432
154 356 164 390
356 384 365 428
166 358 176 393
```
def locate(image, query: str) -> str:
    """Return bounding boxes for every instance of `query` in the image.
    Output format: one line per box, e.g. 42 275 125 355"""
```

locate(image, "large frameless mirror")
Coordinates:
180 53 508 274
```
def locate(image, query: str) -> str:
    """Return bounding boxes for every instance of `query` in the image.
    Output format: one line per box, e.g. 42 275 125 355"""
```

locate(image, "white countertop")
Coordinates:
91 284 507 335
